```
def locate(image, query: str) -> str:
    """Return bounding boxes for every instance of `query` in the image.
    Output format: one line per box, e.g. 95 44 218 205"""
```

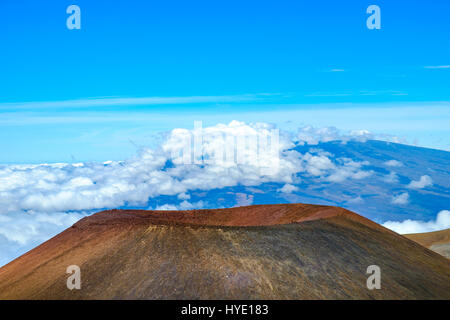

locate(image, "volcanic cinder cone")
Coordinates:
0 203 449 299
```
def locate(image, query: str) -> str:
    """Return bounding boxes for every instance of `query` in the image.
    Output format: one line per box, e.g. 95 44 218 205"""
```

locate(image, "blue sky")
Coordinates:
0 0 449 162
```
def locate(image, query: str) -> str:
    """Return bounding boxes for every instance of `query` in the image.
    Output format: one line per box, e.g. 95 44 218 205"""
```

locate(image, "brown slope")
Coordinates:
405 228 450 258
0 203 449 300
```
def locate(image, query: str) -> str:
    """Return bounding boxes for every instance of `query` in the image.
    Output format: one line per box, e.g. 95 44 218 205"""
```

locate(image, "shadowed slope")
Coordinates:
0 204 449 299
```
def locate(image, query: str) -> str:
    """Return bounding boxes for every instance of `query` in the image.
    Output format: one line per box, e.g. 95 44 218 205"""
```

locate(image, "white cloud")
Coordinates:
392 192 410 205
235 193 254 207
179 200 206 210
325 159 373 183
0 94 268 110
245 187 265 194
408 175 433 189
154 204 178 211
383 210 450 234
0 122 298 216
177 193 190 200
296 126 373 146
384 160 403 167
302 152 335 176
0 211 85 245
277 184 299 194
154 200 205 211
383 171 399 183
424 65 450 69
347 196 364 204
300 154 373 183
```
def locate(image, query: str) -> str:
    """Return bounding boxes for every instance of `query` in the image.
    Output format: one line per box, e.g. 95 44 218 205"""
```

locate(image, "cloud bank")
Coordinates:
383 210 450 234
0 121 375 217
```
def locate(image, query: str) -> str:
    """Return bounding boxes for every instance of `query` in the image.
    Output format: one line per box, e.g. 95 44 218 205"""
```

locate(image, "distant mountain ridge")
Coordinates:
148 139 450 222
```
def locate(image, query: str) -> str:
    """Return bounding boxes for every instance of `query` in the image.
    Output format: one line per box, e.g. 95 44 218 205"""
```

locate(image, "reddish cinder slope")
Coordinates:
405 228 450 258
74 203 387 229
0 203 449 300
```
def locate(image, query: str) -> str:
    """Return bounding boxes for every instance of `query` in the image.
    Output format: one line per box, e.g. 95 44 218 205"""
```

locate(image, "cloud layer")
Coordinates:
383 210 450 234
0 121 375 217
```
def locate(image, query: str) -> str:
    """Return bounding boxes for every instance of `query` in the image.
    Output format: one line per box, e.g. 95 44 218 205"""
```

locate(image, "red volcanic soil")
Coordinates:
0 203 449 299
74 203 386 229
